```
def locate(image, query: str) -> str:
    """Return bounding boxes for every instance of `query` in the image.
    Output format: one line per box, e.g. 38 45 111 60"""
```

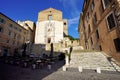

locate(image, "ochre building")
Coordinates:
78 0 120 62
17 20 36 55
0 13 27 56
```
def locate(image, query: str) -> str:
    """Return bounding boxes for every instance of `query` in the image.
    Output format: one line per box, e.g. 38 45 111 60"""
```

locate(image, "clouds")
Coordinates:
68 16 79 26
59 0 83 26
59 0 80 16
58 0 83 38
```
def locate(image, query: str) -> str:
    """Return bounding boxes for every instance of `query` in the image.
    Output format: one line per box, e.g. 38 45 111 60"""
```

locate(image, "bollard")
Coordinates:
65 56 69 66
32 64 36 69
63 66 67 71
78 66 83 72
24 62 27 67
96 67 101 73
48 65 51 70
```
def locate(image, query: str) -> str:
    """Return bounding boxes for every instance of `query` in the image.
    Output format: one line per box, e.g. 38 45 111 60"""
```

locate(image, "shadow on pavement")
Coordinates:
0 57 65 80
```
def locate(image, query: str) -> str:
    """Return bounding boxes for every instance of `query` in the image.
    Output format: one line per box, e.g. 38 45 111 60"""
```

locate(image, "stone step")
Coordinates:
68 51 120 72
65 65 116 71
110 62 120 71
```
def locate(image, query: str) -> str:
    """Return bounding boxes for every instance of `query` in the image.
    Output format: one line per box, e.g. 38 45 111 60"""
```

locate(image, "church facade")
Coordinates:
35 8 68 44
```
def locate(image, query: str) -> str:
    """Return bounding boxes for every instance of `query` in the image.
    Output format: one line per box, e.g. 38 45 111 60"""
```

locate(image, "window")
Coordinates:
0 27 3 33
48 15 52 20
88 12 90 19
114 38 120 52
8 30 11 36
14 33 17 39
86 12 90 21
48 28 51 32
9 24 13 28
14 26 17 30
64 22 66 25
102 0 111 9
88 24 91 33
24 32 26 35
0 18 6 24
107 13 116 30
93 13 97 25
96 29 99 39
91 1 95 11
99 45 102 51
25 23 28 26
17 34 21 39
6 40 9 43
100 0 104 14
19 29 22 32
12 41 15 45
91 37 93 45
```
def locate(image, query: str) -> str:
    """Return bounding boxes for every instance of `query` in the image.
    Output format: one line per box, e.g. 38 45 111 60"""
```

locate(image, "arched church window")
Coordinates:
48 15 52 20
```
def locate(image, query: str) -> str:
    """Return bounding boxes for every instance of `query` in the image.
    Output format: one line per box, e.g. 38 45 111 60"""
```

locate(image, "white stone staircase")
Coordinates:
66 46 120 72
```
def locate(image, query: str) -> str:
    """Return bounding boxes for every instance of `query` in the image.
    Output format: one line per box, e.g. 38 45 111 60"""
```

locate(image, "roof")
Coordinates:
0 12 27 31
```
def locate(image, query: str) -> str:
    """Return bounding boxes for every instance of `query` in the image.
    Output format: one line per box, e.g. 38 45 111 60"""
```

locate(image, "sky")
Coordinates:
0 0 84 38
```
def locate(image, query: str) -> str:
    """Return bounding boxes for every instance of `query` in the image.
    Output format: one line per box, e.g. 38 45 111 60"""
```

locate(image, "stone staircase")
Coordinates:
66 46 120 72
110 61 120 72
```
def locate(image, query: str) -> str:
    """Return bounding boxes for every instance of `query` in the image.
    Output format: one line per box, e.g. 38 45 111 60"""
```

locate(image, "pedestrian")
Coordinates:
69 46 73 63
70 46 73 54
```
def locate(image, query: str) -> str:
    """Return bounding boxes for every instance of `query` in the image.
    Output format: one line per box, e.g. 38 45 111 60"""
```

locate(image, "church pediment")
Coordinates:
38 8 62 21
39 8 62 14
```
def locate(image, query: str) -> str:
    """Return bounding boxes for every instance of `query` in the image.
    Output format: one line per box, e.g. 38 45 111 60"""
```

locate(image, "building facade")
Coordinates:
0 13 28 56
35 8 68 44
78 13 87 49
17 20 36 55
78 0 120 62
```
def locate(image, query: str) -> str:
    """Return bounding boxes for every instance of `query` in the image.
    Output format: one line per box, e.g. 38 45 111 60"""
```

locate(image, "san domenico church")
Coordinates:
32 8 70 55
35 8 68 44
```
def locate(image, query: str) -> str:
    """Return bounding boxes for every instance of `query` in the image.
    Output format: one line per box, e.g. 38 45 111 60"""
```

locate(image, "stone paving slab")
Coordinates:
0 59 120 80
42 71 120 80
